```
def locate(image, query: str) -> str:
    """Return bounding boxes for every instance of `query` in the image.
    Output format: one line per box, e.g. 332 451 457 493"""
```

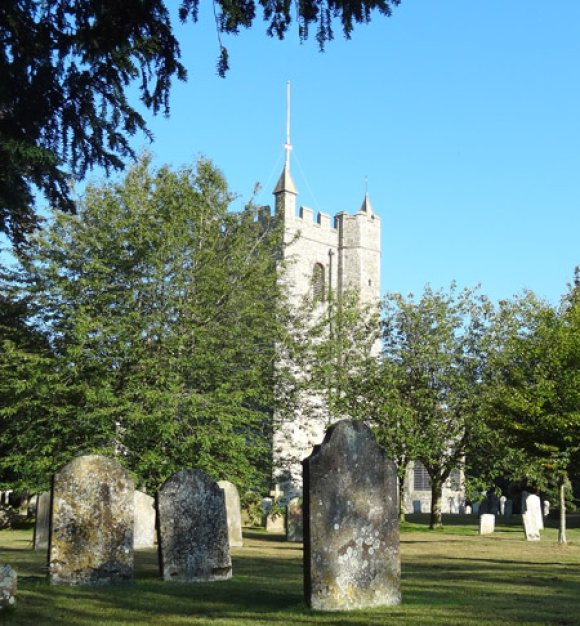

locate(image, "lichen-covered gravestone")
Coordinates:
217 481 243 548
33 491 51 552
286 497 303 543
134 490 156 549
157 470 231 582
0 565 17 611
303 420 401 611
49 455 135 585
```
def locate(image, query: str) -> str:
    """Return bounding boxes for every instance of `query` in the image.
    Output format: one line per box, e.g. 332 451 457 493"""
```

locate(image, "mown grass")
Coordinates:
1 515 580 625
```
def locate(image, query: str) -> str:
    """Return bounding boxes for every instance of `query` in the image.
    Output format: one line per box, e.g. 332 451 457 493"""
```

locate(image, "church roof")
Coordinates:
273 164 297 195
359 191 374 215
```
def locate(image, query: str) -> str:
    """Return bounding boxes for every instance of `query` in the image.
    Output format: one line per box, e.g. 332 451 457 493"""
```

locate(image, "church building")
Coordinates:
268 85 463 513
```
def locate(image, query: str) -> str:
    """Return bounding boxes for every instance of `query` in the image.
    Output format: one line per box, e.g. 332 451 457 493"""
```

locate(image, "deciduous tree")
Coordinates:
3 155 289 494
485 272 580 544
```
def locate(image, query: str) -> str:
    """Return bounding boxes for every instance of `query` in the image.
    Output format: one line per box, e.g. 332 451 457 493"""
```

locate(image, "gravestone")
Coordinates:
479 513 495 535
286 497 303 542
543 500 550 517
265 485 286 533
49 455 135 585
157 469 231 582
412 500 422 514
134 490 156 549
523 492 544 530
303 420 400 611
464 504 472 515
33 491 51 551
0 565 17 611
472 502 480 515
218 481 243 547
499 495 507 516
522 493 541 541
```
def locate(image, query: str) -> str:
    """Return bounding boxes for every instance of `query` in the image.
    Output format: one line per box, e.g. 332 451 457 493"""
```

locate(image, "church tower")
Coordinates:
271 83 381 497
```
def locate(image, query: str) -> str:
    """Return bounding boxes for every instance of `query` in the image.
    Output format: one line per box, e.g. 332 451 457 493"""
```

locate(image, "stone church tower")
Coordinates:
270 96 381 497
269 85 463 511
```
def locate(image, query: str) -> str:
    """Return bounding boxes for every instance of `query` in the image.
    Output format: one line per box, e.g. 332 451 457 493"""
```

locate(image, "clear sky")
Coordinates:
18 1 580 305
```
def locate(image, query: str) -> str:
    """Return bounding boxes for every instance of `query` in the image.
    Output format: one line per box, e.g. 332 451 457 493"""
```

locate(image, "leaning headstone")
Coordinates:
157 469 231 582
218 481 243 547
303 420 400 611
33 491 51 551
524 493 544 530
0 565 17 611
134 490 156 549
522 493 541 541
49 455 134 585
479 513 495 535
286 497 303 542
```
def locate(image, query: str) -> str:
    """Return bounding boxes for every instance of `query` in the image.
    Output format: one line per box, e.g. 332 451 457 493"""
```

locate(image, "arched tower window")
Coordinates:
312 263 325 301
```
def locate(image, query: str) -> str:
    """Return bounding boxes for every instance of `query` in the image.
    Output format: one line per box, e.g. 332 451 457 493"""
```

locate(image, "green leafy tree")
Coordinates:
5 155 289 494
1 0 401 246
380 284 493 529
485 273 580 544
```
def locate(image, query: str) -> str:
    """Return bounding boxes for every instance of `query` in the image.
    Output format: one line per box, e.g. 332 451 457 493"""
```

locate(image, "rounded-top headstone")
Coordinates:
49 455 135 585
303 419 401 611
157 469 231 582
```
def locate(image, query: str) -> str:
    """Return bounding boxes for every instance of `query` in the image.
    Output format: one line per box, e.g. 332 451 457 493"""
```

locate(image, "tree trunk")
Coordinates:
430 478 444 529
398 473 406 523
558 476 567 545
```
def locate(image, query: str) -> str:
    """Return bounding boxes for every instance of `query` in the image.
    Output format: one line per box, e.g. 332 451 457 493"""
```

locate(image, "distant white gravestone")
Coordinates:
479 513 495 535
522 493 541 541
134 490 156 549
218 481 243 547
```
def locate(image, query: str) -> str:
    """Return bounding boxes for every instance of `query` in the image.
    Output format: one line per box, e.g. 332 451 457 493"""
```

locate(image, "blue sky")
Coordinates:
12 0 580 305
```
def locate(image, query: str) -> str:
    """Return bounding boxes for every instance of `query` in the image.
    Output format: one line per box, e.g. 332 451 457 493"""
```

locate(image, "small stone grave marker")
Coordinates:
218 481 243 547
522 493 541 541
286 497 303 542
33 491 51 552
479 513 495 535
0 565 16 611
134 490 156 549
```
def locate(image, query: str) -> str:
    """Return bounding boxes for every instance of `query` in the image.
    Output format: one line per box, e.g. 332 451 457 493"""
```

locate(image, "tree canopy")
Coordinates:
484 273 580 542
1 0 401 247
0 155 290 495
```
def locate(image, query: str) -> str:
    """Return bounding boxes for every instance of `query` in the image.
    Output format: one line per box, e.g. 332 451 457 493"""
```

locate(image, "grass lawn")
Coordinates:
1 514 579 625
